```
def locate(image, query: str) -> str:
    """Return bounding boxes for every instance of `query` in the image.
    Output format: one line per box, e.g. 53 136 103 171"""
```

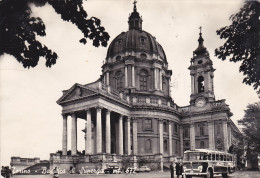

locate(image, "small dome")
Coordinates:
106 29 167 63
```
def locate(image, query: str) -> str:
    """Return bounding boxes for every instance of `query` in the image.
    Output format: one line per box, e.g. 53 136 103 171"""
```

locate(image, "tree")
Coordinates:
215 1 260 94
0 0 110 68
238 102 260 170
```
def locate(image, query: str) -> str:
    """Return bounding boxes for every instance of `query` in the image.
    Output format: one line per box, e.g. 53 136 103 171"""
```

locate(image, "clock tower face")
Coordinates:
195 98 206 107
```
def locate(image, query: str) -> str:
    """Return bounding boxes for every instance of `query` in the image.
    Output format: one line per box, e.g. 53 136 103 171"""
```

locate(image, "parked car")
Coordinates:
104 166 122 174
135 166 151 173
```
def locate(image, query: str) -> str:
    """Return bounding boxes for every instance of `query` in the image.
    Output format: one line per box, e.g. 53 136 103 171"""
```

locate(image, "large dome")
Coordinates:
106 30 167 63
105 3 167 64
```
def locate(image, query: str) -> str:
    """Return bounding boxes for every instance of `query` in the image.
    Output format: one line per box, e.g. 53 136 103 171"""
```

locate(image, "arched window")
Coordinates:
140 37 145 45
164 140 168 152
145 139 152 152
115 71 123 90
140 69 148 91
200 141 205 148
198 76 205 93
140 53 147 59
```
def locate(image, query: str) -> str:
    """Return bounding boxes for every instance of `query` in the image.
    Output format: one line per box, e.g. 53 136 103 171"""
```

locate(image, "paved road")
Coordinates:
13 171 260 178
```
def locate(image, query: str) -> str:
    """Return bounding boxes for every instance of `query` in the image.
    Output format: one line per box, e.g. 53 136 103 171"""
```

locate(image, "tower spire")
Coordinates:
128 0 142 30
133 0 137 12
193 26 207 56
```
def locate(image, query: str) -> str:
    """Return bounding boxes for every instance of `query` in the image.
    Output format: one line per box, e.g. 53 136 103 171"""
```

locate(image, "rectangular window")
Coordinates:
184 128 189 138
140 76 147 91
174 123 177 133
144 119 152 130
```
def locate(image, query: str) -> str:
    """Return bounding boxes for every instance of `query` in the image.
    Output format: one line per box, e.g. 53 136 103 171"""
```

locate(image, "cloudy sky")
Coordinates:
0 0 259 166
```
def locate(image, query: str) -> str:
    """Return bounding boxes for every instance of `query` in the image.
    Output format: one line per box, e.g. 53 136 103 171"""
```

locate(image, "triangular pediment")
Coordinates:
57 84 97 104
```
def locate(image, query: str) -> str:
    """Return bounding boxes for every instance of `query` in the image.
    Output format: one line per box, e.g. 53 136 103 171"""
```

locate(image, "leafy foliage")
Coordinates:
215 1 260 93
0 0 110 68
238 102 260 152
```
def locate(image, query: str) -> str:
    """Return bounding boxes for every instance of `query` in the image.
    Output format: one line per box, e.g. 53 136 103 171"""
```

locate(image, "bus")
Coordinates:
182 149 236 178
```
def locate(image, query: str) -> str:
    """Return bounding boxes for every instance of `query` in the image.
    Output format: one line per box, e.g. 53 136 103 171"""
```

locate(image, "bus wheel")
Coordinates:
205 169 213 178
222 173 228 178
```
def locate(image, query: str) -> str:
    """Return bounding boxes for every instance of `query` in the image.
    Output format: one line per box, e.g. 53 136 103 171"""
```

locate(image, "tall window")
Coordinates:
198 76 205 93
145 139 152 152
115 71 123 90
174 123 178 133
163 122 167 133
164 140 168 152
140 69 148 91
200 141 205 148
175 140 178 154
144 118 152 130
184 128 189 138
200 126 205 136
217 125 220 135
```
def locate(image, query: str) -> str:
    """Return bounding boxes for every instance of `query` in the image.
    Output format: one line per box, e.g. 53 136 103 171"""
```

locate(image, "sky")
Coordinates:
0 0 259 166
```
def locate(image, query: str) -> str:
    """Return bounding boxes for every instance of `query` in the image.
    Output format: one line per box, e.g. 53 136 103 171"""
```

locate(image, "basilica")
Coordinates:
52 2 241 172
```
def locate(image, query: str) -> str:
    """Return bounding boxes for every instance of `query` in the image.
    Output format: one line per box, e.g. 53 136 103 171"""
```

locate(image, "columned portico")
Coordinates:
118 115 124 155
96 107 102 153
168 122 172 156
125 117 131 155
132 118 138 155
159 119 163 154
223 120 228 152
85 109 92 154
106 110 111 154
71 113 77 155
179 126 184 156
190 123 195 150
208 121 215 150
62 114 68 155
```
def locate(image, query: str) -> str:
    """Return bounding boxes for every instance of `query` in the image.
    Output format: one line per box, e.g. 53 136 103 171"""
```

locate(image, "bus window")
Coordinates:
212 154 215 160
230 156 233 161
224 155 226 161
216 154 219 161
220 155 223 161
227 156 230 161
208 154 212 160
203 153 208 160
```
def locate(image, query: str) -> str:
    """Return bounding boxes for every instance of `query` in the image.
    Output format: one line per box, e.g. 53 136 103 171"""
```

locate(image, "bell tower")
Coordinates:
189 27 215 106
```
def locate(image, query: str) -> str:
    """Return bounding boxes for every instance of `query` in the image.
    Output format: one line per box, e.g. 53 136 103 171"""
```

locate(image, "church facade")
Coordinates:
51 3 241 172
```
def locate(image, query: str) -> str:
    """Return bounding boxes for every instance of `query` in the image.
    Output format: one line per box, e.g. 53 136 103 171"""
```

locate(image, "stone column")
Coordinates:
154 68 157 90
208 121 215 150
191 75 195 94
96 107 102 153
223 120 228 152
119 115 123 155
159 69 162 91
125 66 128 87
190 123 195 150
179 126 184 156
125 117 131 155
71 113 77 155
228 124 232 148
62 114 68 155
106 110 111 154
132 118 138 155
169 122 172 156
132 65 135 87
86 109 92 154
159 119 163 154
106 72 109 85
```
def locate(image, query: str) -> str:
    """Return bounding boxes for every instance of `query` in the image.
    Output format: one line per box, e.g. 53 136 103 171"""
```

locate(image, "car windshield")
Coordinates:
183 152 207 161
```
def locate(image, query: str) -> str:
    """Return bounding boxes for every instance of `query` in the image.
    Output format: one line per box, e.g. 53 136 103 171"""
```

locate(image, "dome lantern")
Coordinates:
128 0 142 30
